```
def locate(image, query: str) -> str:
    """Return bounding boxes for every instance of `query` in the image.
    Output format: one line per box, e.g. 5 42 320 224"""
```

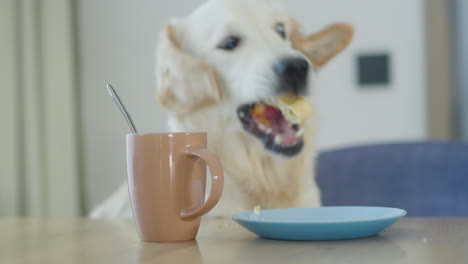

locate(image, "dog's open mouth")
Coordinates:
237 102 304 157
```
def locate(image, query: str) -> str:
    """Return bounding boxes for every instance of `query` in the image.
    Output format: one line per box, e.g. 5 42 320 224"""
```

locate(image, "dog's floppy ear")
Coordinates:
155 23 220 114
291 21 353 69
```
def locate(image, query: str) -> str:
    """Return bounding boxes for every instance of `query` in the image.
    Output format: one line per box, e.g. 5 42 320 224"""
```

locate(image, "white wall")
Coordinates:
77 0 206 211
77 0 427 211
285 0 426 150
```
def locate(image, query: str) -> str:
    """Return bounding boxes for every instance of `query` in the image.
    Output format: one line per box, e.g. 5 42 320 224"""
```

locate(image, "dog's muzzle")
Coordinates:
273 57 309 95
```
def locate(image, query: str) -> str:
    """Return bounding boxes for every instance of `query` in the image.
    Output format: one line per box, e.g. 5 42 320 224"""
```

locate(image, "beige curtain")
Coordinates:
0 0 82 217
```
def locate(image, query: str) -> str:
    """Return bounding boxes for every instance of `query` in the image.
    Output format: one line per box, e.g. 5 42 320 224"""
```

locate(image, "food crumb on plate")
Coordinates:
254 205 261 216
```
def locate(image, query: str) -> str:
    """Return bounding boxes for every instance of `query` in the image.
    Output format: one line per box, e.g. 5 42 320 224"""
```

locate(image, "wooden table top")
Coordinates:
1 217 467 264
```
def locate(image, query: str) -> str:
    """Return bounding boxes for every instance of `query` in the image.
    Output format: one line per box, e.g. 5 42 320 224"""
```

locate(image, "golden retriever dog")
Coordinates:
91 0 353 220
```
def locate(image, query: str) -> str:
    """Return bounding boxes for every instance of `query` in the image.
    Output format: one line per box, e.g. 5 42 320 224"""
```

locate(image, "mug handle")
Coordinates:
180 145 224 220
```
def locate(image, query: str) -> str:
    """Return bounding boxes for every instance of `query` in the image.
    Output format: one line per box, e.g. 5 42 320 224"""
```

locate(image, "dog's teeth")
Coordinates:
266 128 272 134
258 123 267 132
297 128 304 137
274 135 282 144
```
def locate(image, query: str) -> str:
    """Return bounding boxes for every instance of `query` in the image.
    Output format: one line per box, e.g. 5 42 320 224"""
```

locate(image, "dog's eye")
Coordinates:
218 36 241 51
275 23 286 39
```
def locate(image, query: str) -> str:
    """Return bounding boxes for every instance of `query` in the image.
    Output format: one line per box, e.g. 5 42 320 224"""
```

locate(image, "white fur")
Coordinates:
91 0 329 221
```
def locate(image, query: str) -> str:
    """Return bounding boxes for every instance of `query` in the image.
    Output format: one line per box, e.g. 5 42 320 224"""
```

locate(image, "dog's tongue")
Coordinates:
273 115 298 145
263 105 282 119
257 105 298 145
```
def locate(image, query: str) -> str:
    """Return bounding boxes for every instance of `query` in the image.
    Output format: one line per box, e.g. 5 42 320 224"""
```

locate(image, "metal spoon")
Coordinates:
106 84 138 134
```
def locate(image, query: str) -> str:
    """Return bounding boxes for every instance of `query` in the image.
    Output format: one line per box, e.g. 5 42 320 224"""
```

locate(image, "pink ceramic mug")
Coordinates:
126 132 224 242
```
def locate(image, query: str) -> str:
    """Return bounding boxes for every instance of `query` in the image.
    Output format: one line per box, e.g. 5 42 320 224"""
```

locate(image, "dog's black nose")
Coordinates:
273 57 309 94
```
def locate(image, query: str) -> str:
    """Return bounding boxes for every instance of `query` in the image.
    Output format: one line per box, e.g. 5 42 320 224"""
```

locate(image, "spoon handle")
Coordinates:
106 84 138 134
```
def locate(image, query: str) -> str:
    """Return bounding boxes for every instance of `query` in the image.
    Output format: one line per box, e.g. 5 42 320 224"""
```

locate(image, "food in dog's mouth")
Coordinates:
237 95 313 157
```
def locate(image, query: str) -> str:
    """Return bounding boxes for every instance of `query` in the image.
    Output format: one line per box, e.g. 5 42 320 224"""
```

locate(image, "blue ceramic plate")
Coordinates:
232 206 406 241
